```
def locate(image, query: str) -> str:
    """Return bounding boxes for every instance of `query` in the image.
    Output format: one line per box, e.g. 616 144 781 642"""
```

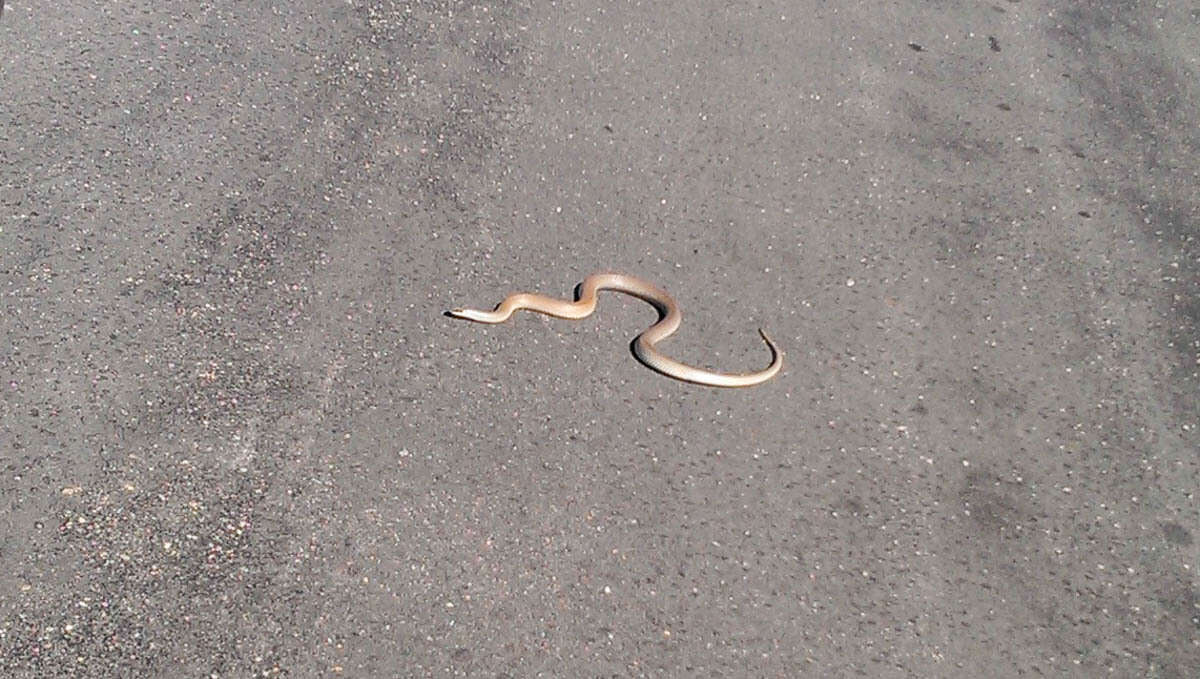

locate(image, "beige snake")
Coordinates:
446 272 782 387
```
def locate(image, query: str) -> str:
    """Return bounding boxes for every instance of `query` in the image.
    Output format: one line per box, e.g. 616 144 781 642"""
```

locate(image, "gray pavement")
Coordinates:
2 1 1198 677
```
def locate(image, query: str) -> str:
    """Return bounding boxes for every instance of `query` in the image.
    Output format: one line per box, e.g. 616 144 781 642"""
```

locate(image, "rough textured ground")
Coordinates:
1 1 1197 677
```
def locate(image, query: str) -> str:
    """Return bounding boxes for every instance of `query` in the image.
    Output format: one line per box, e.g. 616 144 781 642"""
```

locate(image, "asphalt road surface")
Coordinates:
2 1 1198 677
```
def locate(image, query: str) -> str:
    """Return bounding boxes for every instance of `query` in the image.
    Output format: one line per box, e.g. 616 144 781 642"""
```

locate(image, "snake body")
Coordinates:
447 272 782 387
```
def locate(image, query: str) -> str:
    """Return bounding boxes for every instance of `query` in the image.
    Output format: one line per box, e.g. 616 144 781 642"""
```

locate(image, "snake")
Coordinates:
446 272 782 387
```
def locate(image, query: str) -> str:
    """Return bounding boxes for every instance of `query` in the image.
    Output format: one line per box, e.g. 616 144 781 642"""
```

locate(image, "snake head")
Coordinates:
445 308 498 323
